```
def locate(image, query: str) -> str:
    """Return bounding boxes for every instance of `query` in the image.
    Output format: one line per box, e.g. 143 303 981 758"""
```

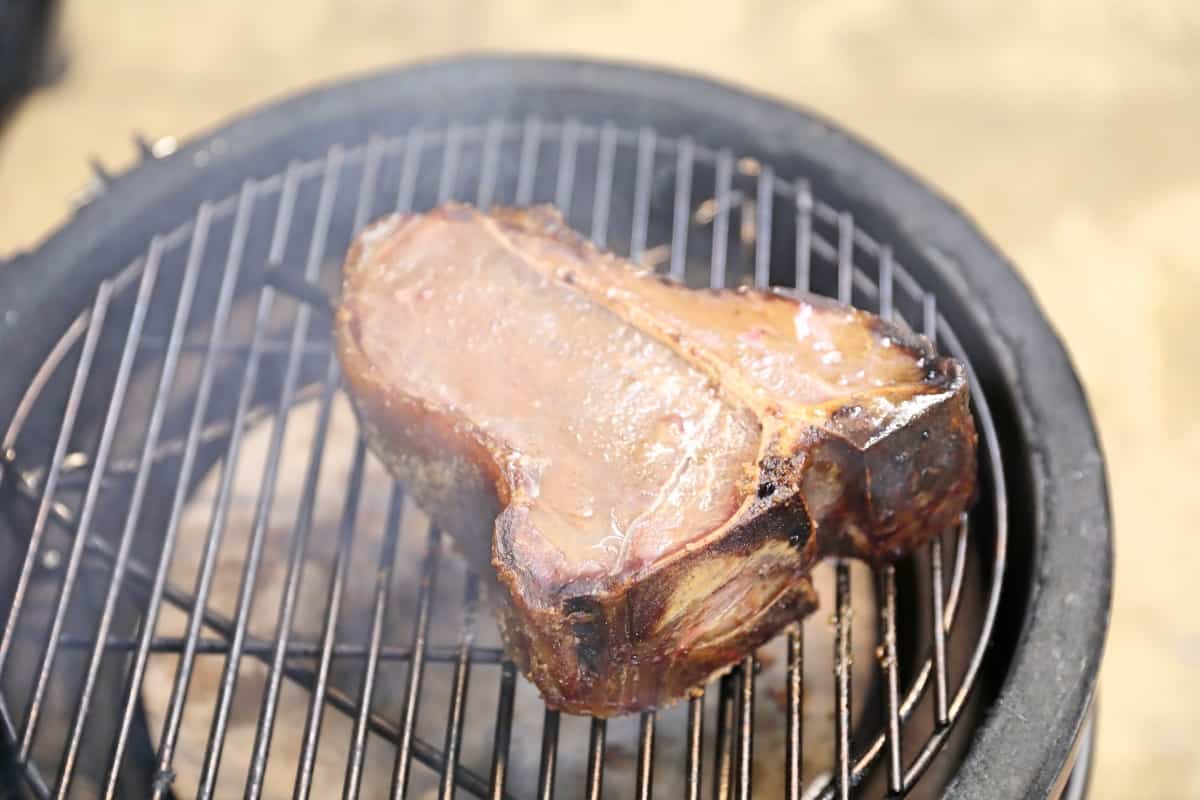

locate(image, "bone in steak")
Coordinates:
335 204 977 716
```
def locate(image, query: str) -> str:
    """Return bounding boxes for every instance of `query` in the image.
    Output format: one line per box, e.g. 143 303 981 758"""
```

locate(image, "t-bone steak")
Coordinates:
334 204 977 716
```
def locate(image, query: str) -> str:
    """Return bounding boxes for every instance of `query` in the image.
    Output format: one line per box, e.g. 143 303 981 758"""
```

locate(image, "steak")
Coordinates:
335 204 977 717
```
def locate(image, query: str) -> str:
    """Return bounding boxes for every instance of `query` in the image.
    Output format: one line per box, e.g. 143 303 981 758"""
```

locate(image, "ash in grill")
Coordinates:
0 58 1108 800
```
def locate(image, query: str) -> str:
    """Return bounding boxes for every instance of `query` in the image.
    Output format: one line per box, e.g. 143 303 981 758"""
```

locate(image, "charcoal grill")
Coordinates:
0 57 1110 799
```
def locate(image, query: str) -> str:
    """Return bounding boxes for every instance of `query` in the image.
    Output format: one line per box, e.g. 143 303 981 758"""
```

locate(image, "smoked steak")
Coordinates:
335 204 976 716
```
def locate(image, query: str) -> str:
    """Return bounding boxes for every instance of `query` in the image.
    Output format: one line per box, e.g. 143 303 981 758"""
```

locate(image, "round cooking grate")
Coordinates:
0 57 1108 800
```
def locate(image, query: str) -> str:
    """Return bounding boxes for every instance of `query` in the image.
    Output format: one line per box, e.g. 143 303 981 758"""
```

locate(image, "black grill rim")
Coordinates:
0 54 1111 799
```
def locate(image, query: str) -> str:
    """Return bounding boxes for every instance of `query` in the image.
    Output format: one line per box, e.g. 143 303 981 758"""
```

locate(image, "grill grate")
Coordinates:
0 120 1007 799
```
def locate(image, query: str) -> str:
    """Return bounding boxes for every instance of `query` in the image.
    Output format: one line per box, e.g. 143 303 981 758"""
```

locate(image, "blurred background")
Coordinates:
0 2 1196 797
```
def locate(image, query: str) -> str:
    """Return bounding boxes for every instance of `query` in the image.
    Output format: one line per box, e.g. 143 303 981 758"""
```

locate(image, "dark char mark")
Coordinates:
564 595 607 678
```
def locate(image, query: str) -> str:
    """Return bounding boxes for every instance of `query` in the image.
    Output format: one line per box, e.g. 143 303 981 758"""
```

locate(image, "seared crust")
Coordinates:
336 205 977 716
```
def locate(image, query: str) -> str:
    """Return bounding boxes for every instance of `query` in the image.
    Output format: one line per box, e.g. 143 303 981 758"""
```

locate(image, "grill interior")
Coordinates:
0 120 1007 799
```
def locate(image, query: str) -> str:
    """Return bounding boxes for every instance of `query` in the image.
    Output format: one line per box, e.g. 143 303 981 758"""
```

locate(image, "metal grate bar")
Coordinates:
669 138 694 280
795 181 813 291
344 485 405 800
947 523 970 628
923 295 952 728
390 525 442 799
197 146 344 799
437 124 463 204
930 533 952 722
127 334 331 357
242 358 341 799
56 200 214 797
709 150 733 289
754 166 774 289
784 629 803 800
809 234 839 266
294 438 368 800
536 708 559 800
18 230 162 764
713 672 737 800
396 128 424 214
836 212 854 305
52 634 505 663
709 150 732 294
554 119 580 214
735 655 755 800
635 711 655 800
879 567 904 795
487 661 517 800
353 136 385 232
439 573 480 800
476 119 505 211
629 127 656 261
591 125 616 246
833 563 853 800
591 122 618 247
685 693 704 800
515 117 541 207
878 246 894 325
585 717 606 800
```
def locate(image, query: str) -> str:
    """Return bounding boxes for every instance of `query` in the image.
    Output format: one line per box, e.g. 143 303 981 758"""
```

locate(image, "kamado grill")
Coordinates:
0 57 1111 799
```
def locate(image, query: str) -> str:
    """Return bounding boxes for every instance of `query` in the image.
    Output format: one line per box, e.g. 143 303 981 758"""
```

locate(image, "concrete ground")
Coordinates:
1 2 1197 797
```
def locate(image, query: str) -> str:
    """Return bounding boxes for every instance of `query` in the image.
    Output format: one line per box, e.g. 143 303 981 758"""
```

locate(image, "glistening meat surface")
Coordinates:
335 204 977 716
